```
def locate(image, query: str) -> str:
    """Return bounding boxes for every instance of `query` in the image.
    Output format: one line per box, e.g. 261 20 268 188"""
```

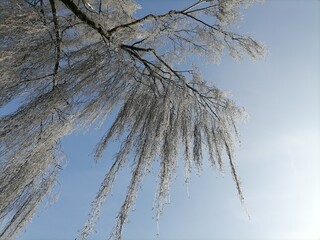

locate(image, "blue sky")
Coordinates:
16 1 320 240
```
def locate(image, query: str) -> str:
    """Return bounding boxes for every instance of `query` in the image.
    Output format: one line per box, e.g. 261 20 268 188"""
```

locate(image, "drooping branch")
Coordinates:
49 0 61 87
0 0 265 239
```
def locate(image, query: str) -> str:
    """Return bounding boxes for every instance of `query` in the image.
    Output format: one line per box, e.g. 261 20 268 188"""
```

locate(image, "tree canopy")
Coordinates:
0 0 265 239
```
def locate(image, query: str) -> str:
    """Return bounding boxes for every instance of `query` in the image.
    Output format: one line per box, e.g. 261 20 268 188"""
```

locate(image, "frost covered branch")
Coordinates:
0 0 265 239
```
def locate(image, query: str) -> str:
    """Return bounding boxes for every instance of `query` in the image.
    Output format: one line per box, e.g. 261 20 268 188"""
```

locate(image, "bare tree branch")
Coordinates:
0 0 265 239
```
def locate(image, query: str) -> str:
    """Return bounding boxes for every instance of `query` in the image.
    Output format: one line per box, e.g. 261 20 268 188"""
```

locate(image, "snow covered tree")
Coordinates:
0 0 265 239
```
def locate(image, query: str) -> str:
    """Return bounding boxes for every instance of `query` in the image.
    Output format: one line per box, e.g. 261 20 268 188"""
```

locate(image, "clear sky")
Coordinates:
16 0 320 240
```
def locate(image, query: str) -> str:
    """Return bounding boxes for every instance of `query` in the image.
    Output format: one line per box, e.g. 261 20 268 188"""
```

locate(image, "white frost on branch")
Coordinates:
0 0 265 239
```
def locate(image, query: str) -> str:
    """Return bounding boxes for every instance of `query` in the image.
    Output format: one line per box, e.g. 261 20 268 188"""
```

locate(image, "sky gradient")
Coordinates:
16 1 320 239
